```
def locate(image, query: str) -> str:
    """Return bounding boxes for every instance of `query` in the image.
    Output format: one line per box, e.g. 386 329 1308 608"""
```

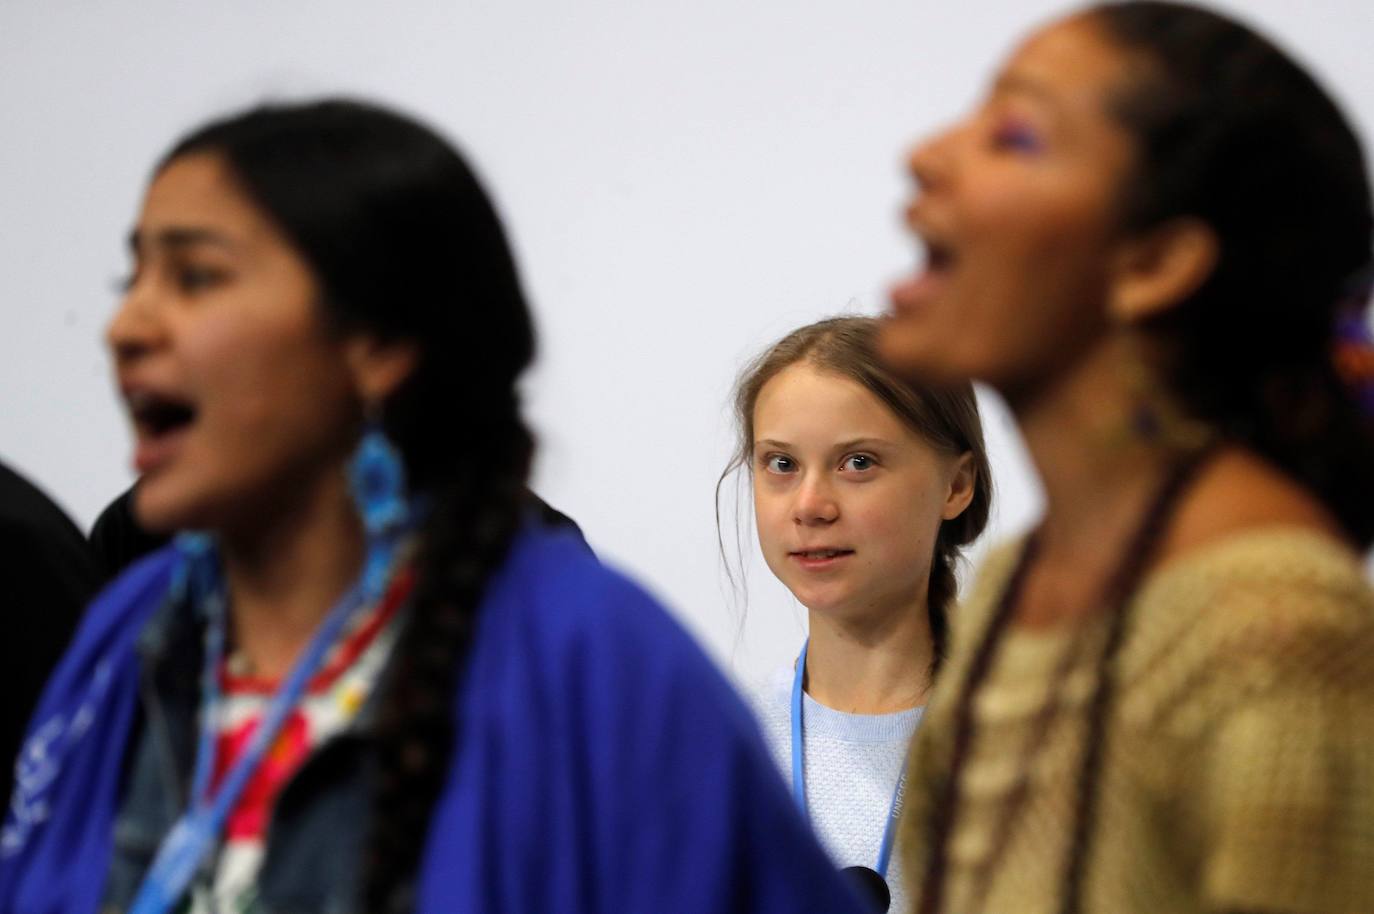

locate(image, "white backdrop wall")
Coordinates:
2 0 1371 685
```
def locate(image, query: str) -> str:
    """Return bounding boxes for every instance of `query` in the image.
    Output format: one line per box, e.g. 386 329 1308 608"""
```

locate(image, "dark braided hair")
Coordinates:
162 99 536 912
718 316 992 672
1095 1 1374 548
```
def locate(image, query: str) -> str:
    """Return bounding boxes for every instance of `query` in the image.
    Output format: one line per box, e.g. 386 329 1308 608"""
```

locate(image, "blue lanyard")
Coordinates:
128 531 406 914
790 638 909 880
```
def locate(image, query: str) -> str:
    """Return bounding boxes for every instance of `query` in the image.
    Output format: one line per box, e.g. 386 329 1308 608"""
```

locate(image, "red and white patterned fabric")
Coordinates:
188 569 413 914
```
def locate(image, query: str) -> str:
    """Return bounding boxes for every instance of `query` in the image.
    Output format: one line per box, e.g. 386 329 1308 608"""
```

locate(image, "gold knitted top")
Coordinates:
900 528 1374 914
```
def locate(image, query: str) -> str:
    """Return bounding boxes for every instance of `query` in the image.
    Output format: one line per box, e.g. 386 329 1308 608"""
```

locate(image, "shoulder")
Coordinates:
745 665 795 739
431 528 867 914
81 545 186 641
1170 536 1374 910
1141 526 1372 636
458 525 781 822
470 524 750 725
1128 527 1374 715
89 487 171 582
1137 445 1362 668
481 524 683 651
1162 446 1346 561
0 462 80 536
0 462 96 584
751 665 794 710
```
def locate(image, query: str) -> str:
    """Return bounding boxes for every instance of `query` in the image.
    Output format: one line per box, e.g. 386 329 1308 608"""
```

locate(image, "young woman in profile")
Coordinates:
881 3 1374 912
0 100 867 914
722 316 991 913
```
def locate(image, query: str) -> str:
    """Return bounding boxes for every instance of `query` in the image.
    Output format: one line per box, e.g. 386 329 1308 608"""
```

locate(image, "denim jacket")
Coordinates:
100 586 390 914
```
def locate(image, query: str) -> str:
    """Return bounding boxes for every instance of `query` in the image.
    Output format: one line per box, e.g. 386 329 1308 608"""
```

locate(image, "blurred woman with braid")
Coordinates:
880 3 1374 912
0 99 867 914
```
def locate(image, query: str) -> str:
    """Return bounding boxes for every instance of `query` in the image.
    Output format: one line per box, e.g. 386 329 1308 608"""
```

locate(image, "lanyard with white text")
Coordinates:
790 638 909 881
127 535 392 914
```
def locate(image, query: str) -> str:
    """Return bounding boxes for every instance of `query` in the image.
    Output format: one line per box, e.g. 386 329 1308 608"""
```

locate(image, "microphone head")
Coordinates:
840 865 890 912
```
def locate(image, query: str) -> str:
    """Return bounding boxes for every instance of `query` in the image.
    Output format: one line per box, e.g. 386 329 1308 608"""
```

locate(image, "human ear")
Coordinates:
941 451 977 521
343 335 419 406
1106 217 1219 323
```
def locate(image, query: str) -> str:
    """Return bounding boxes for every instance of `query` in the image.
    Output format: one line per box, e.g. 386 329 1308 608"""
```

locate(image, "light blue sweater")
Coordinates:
752 663 924 914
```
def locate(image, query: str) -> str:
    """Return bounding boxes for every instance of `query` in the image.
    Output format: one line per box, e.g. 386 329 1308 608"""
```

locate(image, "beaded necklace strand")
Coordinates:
918 445 1214 914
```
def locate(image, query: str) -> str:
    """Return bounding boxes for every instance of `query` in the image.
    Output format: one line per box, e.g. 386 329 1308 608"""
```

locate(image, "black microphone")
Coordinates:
841 865 890 912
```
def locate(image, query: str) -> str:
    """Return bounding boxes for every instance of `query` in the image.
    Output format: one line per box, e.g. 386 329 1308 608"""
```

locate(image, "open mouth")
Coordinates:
903 203 960 278
891 230 959 317
924 238 958 275
124 390 199 473
128 392 197 439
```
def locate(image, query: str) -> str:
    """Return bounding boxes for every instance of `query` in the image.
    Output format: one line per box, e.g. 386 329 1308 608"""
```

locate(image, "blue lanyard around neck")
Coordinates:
128 531 405 914
790 638 909 881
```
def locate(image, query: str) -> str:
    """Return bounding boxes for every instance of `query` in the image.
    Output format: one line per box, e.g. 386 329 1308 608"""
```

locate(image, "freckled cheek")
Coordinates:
844 495 916 546
851 490 939 558
752 488 794 554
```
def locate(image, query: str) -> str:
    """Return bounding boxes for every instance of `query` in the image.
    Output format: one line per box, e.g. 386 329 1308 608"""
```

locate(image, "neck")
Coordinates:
1006 338 1182 622
1019 367 1175 545
218 468 366 680
803 598 933 715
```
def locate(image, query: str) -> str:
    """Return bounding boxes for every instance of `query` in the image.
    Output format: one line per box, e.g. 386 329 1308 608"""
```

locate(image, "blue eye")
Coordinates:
764 454 796 474
992 123 1044 153
841 454 876 472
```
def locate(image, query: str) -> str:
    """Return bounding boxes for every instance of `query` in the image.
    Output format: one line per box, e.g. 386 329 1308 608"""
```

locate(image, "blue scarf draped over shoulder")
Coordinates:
0 529 867 914
0 547 182 914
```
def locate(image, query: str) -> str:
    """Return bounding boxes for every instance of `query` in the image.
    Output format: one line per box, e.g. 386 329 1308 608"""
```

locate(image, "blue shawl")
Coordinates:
0 549 179 913
0 528 865 914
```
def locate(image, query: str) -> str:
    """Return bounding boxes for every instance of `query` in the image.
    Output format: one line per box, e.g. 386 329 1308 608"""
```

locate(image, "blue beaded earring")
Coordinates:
348 416 415 601
349 418 411 539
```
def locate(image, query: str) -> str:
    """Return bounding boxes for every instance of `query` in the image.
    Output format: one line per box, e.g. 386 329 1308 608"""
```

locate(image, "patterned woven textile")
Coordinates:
901 528 1374 914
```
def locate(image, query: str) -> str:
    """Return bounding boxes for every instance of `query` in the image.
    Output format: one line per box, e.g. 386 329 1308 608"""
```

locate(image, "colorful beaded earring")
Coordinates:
1333 267 1374 416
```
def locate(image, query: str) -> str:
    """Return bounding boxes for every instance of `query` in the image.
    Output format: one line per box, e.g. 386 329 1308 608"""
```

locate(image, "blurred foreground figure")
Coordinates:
881 3 1374 912
90 483 585 582
0 461 96 807
89 485 169 582
0 99 865 914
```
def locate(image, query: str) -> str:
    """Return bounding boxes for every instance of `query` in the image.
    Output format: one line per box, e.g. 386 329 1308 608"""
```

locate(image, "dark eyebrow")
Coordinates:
833 438 895 452
126 226 239 254
755 437 897 453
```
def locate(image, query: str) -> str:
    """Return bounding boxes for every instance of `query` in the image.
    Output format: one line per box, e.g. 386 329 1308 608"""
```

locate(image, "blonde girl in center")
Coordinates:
722 316 991 913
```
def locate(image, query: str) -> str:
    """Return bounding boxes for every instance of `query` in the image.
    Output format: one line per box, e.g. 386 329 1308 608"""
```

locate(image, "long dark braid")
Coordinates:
364 420 533 913
924 530 962 674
